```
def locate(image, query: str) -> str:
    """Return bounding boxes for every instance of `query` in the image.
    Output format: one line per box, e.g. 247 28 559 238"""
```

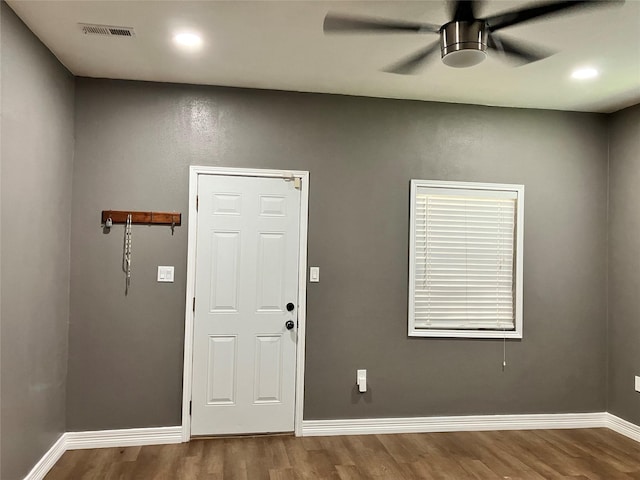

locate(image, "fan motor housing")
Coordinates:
440 21 488 68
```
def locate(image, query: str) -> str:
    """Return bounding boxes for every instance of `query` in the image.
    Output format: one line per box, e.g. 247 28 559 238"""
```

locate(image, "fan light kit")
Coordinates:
571 67 599 80
324 0 623 73
173 32 202 49
440 21 488 68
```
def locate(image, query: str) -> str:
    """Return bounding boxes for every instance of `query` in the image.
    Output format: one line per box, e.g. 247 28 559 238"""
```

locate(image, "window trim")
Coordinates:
408 179 524 339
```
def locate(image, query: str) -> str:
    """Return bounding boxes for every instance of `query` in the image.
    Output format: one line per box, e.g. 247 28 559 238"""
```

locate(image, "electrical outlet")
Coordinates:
635 376 640 393
357 369 367 393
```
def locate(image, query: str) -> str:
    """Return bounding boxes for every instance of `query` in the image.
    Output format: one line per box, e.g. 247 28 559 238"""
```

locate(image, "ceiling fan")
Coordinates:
323 1 622 73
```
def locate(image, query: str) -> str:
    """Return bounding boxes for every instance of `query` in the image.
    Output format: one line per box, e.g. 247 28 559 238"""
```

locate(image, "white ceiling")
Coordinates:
7 0 640 113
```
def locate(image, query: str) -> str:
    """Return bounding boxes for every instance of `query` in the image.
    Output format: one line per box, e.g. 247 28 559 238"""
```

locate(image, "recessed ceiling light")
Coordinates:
174 32 202 49
571 67 599 80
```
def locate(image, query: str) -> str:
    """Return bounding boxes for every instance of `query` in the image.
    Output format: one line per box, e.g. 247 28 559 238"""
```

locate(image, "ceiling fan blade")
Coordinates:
488 33 555 64
323 13 440 34
450 0 483 21
383 41 441 74
483 0 619 32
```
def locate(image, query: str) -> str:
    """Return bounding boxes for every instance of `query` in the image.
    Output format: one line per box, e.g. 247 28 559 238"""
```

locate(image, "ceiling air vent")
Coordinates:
79 23 136 37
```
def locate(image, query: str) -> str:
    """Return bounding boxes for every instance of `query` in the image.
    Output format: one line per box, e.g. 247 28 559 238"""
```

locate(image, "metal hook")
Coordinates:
171 217 175 236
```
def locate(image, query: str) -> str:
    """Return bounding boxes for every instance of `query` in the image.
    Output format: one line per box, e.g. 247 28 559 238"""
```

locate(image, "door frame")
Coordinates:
181 166 310 441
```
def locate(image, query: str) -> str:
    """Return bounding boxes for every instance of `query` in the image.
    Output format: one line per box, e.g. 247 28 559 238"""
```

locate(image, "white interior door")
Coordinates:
191 174 301 436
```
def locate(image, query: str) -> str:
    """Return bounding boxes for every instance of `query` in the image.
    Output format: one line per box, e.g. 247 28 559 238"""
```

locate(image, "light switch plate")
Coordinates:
635 376 640 393
310 267 320 282
157 266 175 283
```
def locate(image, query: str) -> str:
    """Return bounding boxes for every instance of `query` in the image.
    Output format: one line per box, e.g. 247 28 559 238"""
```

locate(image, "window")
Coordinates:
409 180 524 338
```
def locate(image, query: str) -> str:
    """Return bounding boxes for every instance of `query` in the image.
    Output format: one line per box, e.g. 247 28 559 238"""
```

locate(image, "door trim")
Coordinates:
182 166 310 441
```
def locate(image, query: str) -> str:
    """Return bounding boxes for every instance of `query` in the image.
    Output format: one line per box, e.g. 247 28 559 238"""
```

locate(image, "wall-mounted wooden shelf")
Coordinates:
101 210 181 226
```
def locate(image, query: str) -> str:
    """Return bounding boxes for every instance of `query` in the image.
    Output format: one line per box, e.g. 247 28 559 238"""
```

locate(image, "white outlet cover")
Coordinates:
157 266 175 282
357 369 367 393
635 376 640 393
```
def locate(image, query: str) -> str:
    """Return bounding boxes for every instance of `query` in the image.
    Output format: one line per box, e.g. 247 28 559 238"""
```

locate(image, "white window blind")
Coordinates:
409 181 524 338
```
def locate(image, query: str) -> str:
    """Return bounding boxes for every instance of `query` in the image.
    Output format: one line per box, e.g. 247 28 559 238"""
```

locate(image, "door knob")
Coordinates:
286 302 295 312
285 320 295 330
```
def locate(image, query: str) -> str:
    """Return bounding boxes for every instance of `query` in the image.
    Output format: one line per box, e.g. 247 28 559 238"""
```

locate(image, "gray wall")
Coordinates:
607 103 640 425
0 3 74 479
68 78 609 430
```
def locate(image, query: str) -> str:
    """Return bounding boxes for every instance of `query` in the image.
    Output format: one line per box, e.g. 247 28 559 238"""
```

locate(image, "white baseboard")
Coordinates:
22 426 183 479
23 434 67 480
23 415 640 480
65 426 183 450
607 413 640 442
301 412 609 437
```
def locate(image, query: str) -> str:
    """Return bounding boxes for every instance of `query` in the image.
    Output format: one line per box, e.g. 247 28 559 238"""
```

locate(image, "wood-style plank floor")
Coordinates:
45 428 640 479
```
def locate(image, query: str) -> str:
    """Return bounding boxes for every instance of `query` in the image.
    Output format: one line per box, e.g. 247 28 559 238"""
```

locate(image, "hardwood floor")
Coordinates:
45 428 640 480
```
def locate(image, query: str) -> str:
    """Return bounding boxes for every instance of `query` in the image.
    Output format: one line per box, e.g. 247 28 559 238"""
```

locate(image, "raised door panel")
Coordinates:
206 335 237 405
209 231 240 313
254 335 283 403
256 233 286 313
